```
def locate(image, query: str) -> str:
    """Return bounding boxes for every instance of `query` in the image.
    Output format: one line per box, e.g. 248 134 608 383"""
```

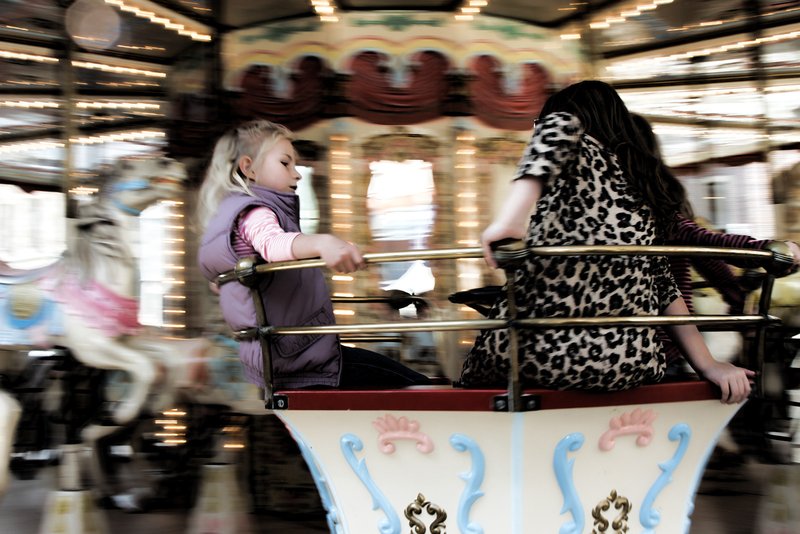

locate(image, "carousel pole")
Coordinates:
38 443 110 534
186 460 253 534
38 15 109 534
187 6 253 531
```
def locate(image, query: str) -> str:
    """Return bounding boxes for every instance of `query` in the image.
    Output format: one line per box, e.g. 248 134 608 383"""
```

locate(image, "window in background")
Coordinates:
0 186 65 269
367 159 436 301
297 165 319 234
681 164 775 239
137 201 186 330
138 202 169 326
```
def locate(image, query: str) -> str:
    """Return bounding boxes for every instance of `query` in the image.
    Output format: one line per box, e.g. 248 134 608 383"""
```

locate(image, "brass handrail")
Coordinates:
253 314 776 337
221 243 791 410
216 245 780 285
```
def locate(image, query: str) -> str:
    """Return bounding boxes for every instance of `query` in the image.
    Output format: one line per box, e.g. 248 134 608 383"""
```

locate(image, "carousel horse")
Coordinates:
0 389 21 496
0 156 217 503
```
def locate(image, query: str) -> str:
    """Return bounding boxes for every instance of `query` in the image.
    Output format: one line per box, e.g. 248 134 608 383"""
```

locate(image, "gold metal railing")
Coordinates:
219 241 793 411
215 245 781 285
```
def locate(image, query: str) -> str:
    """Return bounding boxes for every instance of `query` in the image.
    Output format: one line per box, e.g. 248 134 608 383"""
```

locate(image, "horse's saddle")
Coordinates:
0 260 61 285
0 262 63 341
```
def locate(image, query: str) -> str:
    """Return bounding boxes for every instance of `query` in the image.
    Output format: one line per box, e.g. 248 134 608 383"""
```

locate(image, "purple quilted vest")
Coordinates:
198 184 341 388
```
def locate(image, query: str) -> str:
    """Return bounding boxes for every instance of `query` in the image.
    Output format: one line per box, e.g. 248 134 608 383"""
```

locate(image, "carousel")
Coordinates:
0 1 799 533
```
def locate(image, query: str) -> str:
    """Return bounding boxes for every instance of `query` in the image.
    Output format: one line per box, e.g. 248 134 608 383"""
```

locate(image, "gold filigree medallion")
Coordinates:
592 489 631 533
404 493 447 534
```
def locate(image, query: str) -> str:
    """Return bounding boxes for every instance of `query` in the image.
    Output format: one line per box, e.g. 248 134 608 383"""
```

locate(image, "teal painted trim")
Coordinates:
352 15 443 32
341 433 401 534
474 22 548 40
640 423 691 534
296 437 345 533
450 433 485 534
511 414 523 534
553 432 585 534
239 22 320 43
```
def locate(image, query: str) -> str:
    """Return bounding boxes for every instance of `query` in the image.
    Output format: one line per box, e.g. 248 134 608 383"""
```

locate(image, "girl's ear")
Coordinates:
237 155 254 179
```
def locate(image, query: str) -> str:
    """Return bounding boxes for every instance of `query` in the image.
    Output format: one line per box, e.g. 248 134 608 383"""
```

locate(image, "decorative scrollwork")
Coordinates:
340 433 400 534
404 493 447 534
592 490 631 534
293 431 344 533
373 414 434 454
640 423 691 534
598 408 657 451
449 433 485 534
554 432 586 534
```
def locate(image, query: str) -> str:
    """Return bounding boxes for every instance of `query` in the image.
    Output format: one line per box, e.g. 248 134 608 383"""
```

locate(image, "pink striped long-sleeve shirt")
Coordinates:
667 214 769 313
662 214 769 364
233 207 300 262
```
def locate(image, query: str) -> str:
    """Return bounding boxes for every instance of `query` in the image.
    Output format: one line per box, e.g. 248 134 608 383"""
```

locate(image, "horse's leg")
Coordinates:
81 422 154 510
80 423 119 499
0 390 22 497
125 336 214 410
63 316 156 426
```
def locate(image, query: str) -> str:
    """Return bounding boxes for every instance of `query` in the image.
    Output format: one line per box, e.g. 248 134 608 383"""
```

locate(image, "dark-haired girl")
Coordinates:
459 80 753 404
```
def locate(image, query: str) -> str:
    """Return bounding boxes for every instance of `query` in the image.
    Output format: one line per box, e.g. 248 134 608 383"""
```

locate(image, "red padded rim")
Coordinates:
274 380 719 411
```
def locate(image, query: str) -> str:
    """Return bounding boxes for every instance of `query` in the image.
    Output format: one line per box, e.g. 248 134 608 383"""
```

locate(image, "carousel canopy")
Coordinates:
0 0 798 188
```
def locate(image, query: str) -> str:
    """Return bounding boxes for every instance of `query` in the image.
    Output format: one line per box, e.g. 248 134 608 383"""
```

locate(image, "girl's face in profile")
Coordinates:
241 137 301 194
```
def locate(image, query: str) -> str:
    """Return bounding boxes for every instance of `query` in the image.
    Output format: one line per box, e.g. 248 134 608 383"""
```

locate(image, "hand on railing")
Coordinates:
725 241 799 313
765 240 800 276
489 238 529 269
317 235 366 273
699 360 756 404
482 225 526 268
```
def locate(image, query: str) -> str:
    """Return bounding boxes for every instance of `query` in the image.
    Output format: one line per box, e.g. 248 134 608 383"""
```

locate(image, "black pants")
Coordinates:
337 345 431 389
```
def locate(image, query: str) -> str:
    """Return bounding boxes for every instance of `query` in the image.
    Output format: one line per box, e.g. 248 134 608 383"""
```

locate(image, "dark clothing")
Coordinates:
338 346 431 389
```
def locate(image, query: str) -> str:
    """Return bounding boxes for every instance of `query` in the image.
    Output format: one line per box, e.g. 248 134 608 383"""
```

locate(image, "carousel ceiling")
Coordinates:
1 0 799 188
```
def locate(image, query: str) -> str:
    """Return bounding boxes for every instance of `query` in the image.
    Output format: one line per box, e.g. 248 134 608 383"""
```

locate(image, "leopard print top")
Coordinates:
459 112 681 391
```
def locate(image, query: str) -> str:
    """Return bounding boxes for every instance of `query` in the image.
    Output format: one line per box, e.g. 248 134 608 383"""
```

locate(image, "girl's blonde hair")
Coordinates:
196 120 294 230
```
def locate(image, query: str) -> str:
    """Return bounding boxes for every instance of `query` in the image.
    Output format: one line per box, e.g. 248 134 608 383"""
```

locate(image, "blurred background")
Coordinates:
1 0 799 337
0 1 799 533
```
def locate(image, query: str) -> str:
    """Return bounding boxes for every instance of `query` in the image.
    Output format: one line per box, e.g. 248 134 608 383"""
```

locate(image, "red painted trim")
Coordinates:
275 380 720 411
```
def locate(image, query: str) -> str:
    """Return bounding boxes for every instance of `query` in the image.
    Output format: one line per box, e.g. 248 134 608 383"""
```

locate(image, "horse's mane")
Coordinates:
70 199 135 281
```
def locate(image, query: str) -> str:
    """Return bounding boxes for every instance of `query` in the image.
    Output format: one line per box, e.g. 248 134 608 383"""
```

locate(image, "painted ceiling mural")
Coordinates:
219 12 585 132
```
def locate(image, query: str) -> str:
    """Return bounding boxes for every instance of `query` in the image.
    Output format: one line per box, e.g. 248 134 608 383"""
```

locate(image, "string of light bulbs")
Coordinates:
103 0 212 41
455 0 489 21
310 0 339 23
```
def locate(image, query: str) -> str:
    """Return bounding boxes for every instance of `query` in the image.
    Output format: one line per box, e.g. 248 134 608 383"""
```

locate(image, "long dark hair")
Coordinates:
630 113 694 221
539 80 687 236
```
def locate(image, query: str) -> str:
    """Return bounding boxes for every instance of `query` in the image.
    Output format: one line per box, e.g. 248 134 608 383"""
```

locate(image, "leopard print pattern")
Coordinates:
460 112 680 391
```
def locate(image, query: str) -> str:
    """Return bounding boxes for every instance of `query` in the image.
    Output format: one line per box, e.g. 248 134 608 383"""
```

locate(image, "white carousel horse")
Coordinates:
0 156 218 501
0 390 21 496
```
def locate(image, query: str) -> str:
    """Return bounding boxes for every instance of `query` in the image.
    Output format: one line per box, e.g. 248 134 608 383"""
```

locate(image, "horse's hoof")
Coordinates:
99 492 150 513
110 401 143 426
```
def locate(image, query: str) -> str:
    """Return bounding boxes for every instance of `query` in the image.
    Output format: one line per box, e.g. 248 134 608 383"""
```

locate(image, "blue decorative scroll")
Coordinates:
294 436 344 534
450 433 485 534
553 433 585 534
640 423 691 534
340 433 401 534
